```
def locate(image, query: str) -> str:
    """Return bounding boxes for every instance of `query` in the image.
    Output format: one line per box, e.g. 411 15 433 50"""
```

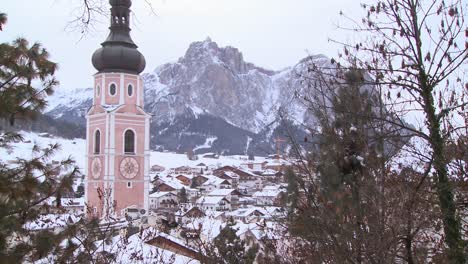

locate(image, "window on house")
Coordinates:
94 130 101 154
127 182 132 188
124 130 135 154
96 85 101 97
109 83 117 96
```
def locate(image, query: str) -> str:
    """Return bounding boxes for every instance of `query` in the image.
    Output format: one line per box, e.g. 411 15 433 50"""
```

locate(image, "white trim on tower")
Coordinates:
119 73 124 104
101 74 106 105
136 77 140 107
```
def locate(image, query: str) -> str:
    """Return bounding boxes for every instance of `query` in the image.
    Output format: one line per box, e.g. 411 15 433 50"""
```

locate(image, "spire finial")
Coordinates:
91 0 145 74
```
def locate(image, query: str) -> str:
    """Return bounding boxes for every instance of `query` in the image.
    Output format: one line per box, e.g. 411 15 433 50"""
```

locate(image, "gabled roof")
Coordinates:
227 207 265 218
149 191 177 199
181 206 206 218
202 176 230 187
207 189 241 197
214 166 258 180
196 196 230 205
253 188 284 198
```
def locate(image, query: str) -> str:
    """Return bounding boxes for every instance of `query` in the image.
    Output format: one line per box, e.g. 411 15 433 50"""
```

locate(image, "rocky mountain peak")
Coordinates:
180 37 249 74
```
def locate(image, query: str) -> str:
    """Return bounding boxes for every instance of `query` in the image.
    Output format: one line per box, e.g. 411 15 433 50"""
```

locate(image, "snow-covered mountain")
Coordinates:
46 38 329 155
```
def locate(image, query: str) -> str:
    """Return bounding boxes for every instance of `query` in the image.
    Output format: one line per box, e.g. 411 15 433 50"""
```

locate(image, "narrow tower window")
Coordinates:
124 130 135 154
94 130 101 154
96 85 101 97
128 84 133 96
109 83 117 96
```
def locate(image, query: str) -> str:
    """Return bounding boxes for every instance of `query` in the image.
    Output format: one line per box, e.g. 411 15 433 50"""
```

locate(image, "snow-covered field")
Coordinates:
0 131 268 172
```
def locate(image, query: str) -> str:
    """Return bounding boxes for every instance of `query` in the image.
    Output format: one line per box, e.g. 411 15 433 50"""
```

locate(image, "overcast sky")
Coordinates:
2 0 364 89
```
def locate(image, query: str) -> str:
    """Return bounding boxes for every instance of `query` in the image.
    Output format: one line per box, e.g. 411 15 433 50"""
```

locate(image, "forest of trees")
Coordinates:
273 1 466 263
1 0 466 263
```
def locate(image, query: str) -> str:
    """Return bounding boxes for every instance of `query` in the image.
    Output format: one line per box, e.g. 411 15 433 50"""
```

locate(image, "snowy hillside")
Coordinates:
0 131 267 173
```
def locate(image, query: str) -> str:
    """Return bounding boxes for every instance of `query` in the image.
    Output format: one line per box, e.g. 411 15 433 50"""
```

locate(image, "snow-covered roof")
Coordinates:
224 171 240 178
253 190 283 198
176 174 194 179
159 175 188 190
227 207 265 218
149 191 177 198
207 188 237 196
261 169 279 175
93 227 200 264
196 196 229 205
100 104 122 112
202 176 229 186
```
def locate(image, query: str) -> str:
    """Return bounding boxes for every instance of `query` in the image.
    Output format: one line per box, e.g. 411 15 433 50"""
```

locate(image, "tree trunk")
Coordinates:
421 86 465 263
410 1 465 260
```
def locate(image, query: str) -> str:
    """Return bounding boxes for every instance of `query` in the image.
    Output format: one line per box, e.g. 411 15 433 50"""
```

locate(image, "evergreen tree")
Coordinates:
208 219 258 264
0 16 117 262
285 167 299 214
0 29 81 262
0 38 57 126
190 178 199 189
178 187 188 204
287 68 403 262
151 174 160 193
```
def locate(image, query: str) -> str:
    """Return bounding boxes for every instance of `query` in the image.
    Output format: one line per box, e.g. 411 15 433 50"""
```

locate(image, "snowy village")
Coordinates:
1 0 466 263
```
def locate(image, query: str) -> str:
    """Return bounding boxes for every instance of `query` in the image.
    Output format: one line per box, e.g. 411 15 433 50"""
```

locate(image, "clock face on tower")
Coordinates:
91 158 102 179
120 157 139 179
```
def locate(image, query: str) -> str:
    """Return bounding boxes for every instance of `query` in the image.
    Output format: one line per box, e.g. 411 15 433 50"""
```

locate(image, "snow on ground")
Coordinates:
0 131 86 168
107 228 200 264
24 213 81 231
1 131 268 173
193 136 217 151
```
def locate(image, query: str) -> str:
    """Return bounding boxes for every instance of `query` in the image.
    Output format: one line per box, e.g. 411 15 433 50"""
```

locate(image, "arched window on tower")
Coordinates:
94 130 101 154
124 130 135 154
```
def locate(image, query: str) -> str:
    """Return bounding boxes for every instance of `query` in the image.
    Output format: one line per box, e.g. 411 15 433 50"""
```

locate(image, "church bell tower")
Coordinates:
86 0 150 218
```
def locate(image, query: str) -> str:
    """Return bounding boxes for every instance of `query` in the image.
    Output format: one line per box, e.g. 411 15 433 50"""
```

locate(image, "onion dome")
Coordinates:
92 0 146 74
109 0 132 7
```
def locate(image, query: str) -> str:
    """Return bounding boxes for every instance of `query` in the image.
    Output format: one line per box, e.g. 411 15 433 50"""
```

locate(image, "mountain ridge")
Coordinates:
45 38 326 155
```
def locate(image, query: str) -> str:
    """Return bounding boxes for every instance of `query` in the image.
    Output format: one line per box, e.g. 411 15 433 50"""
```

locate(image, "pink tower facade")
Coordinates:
86 0 150 218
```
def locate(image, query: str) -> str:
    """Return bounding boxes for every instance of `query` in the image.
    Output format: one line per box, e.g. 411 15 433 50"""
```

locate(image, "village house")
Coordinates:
196 196 231 211
173 166 193 175
215 170 239 189
227 208 265 224
149 192 178 210
206 189 241 210
176 206 206 224
199 176 231 193
254 169 283 184
213 166 262 195
252 185 286 206
146 231 201 261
